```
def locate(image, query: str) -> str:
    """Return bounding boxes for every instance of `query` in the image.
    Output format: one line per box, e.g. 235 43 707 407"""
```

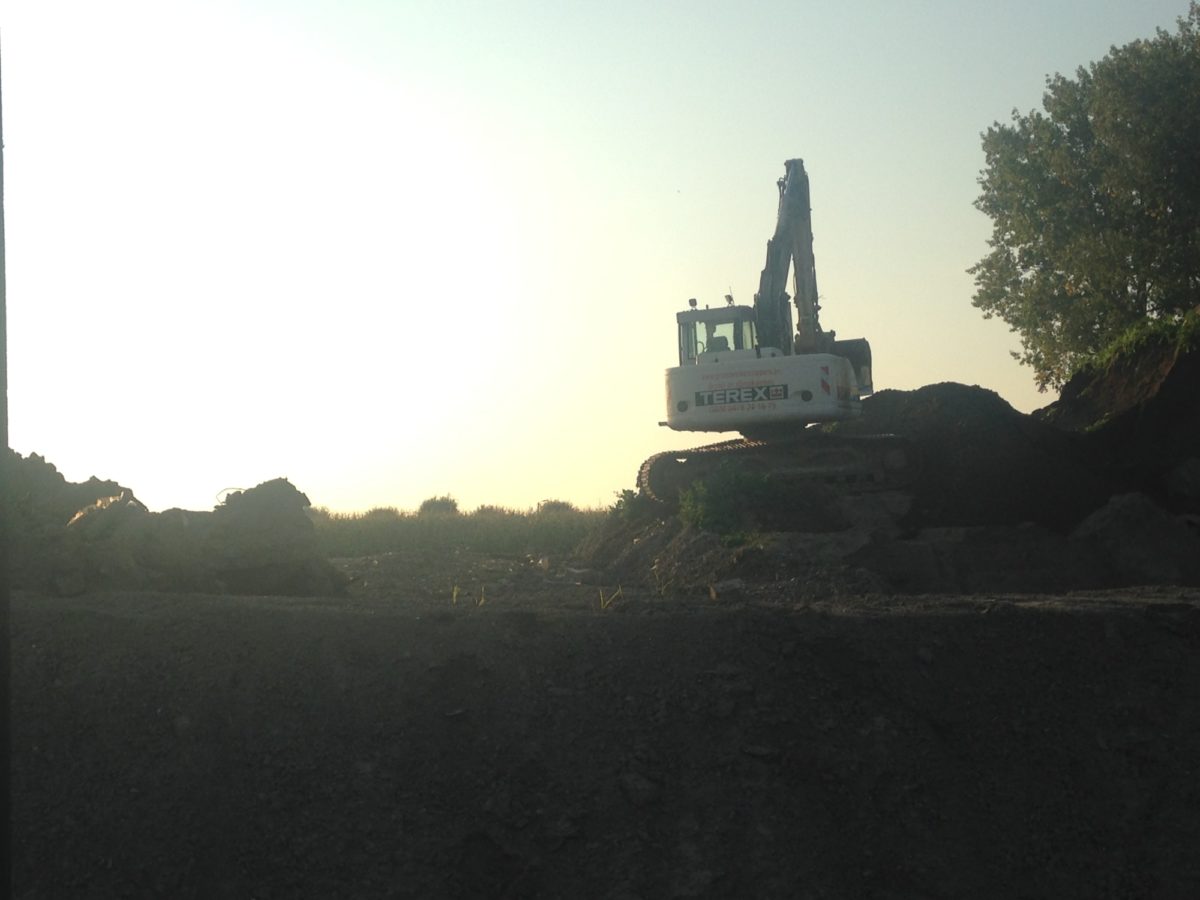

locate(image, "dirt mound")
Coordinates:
1036 331 1200 511
3 451 144 594
3 450 134 527
205 479 345 596
3 451 344 596
1072 492 1200 585
589 378 1199 596
836 382 1111 530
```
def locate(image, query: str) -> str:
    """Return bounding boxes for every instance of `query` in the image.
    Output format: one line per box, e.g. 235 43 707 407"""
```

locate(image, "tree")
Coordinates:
970 4 1200 389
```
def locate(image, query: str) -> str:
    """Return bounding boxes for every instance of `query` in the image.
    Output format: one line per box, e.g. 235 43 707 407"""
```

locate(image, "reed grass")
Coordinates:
309 499 606 558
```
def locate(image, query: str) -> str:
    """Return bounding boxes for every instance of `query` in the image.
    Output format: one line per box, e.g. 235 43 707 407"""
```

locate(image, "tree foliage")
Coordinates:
971 4 1200 389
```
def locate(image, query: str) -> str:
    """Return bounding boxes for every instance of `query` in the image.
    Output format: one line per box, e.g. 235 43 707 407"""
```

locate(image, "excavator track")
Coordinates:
638 432 912 505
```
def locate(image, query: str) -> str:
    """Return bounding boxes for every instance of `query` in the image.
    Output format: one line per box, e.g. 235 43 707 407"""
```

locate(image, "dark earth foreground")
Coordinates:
12 558 1200 899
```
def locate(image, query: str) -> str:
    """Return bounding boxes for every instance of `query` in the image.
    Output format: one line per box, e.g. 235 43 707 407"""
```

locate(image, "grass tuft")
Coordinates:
1075 307 1200 378
598 585 623 611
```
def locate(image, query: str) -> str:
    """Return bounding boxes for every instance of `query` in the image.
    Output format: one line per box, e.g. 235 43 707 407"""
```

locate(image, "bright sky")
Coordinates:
2 0 1190 512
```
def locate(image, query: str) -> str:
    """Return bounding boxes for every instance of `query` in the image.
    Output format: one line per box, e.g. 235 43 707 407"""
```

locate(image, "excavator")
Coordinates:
638 159 905 502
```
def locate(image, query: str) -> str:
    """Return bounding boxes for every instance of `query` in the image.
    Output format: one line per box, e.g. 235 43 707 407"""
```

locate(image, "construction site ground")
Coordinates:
12 564 1200 899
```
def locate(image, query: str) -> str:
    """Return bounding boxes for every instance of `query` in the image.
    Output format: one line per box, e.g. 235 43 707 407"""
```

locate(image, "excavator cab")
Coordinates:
676 304 764 365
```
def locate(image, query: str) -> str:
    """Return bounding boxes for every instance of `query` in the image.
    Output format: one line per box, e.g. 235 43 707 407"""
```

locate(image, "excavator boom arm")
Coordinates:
754 159 822 354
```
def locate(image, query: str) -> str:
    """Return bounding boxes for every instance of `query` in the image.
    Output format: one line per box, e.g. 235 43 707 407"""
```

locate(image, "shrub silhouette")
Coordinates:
418 495 460 516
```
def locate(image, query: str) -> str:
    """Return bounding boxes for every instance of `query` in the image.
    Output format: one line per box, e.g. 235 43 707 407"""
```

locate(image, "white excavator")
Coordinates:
663 158 873 434
639 159 901 502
